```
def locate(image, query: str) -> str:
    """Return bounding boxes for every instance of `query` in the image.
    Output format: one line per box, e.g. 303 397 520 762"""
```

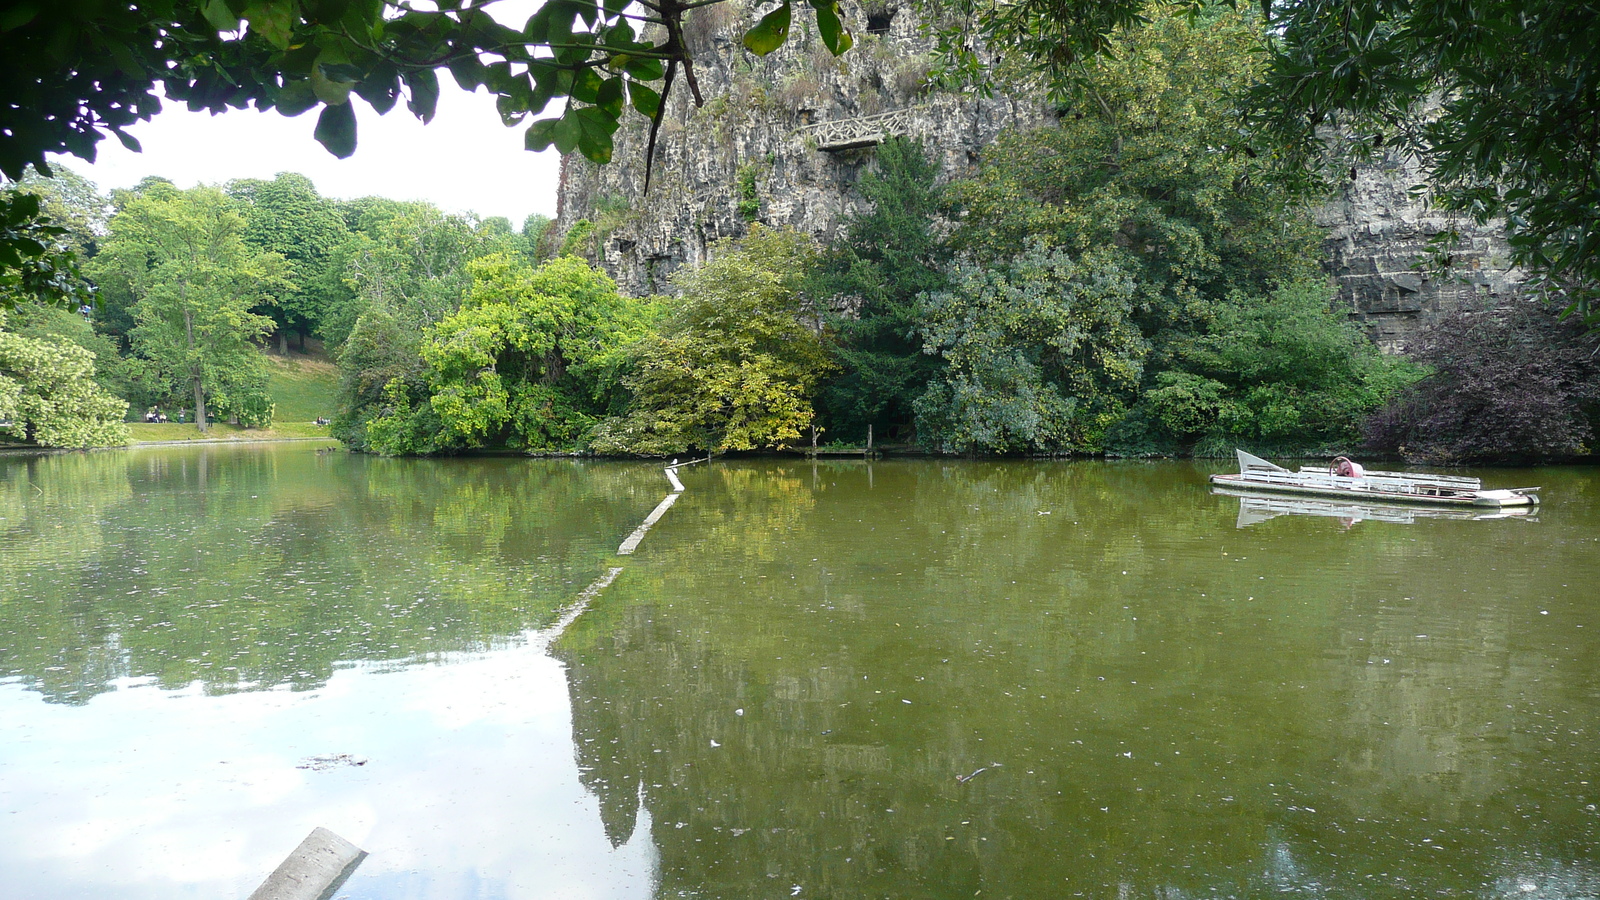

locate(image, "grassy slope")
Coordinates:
266 354 339 423
129 354 340 444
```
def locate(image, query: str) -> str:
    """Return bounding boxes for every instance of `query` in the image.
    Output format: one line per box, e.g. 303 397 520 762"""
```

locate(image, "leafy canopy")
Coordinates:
593 226 833 455
811 138 949 443
1138 279 1421 455
948 4 1322 312
88 182 280 429
0 311 129 448
367 254 654 455
914 242 1146 454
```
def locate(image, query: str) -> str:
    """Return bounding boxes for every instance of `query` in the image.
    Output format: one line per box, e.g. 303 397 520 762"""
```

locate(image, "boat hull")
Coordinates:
1208 473 1538 507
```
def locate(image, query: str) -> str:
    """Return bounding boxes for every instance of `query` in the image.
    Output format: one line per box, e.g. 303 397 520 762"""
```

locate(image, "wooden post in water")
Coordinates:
867 424 873 459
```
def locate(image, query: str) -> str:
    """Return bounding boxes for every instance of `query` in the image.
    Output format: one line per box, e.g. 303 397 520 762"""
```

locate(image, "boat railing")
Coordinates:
1242 468 1480 498
1296 465 1482 489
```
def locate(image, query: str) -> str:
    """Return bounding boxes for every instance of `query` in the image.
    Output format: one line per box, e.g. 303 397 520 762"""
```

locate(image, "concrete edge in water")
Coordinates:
246 827 367 900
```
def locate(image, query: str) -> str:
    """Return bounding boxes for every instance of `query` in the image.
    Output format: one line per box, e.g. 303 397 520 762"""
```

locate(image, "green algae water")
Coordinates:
2 445 1597 899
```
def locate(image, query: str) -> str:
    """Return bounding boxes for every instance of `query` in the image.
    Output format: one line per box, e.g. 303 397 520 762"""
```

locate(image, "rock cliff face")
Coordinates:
554 2 1045 294
556 6 1522 351
1322 150 1525 352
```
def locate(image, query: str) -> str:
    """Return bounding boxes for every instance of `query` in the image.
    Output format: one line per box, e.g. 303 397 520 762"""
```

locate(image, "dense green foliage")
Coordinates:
0 190 94 312
949 7 1319 306
365 254 655 456
329 202 550 450
0 312 129 448
810 138 947 444
895 5 1413 456
593 227 831 455
1137 279 1423 456
89 183 281 429
228 173 351 351
928 0 1600 323
4 0 1598 337
915 244 1145 454
3 3 1570 458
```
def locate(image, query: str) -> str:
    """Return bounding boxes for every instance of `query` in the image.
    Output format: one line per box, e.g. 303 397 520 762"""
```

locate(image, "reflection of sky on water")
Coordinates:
0 637 657 900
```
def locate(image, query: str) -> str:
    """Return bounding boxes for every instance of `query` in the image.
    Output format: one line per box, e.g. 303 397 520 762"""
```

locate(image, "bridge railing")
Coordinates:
795 108 919 150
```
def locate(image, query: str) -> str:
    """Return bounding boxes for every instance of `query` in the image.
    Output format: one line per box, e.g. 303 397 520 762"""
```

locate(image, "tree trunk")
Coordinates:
193 373 207 431
277 329 289 355
185 308 207 431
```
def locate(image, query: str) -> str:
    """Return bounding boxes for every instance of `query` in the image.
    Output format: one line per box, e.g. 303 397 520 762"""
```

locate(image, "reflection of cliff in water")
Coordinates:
0 448 661 702
554 461 1600 898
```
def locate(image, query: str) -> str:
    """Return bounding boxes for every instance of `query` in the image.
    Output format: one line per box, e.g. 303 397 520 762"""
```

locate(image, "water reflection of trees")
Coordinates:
0 448 658 702
555 460 1600 898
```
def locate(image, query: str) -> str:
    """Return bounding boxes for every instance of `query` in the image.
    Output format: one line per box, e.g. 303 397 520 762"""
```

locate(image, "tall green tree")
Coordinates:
13 164 108 259
914 242 1147 454
366 254 655 455
89 183 281 430
228 172 350 352
593 226 833 455
325 199 510 345
328 199 527 450
949 4 1322 316
812 138 948 444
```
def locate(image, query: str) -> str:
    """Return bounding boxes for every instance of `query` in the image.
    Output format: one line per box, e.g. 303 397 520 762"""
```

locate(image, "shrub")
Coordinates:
1364 302 1600 463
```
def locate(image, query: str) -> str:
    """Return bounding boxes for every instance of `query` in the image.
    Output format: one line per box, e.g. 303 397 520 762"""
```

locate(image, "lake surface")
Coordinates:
2 445 1597 899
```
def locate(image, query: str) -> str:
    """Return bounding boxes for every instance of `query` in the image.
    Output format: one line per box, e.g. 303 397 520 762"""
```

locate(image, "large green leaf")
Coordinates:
404 68 439 122
810 0 852 55
569 67 604 103
629 81 661 118
743 2 791 55
596 77 625 117
201 0 241 33
310 60 353 105
525 117 562 151
552 114 582 155
314 101 358 158
573 107 617 163
624 56 664 81
244 0 296 50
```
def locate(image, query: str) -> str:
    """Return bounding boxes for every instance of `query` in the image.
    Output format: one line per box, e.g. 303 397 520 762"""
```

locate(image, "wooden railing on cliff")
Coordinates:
796 108 919 151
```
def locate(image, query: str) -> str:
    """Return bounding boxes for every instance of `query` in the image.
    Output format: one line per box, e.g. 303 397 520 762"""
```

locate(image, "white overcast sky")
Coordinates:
46 1 562 225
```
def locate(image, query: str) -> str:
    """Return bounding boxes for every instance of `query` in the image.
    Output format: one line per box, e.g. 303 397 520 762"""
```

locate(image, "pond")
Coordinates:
2 445 1597 899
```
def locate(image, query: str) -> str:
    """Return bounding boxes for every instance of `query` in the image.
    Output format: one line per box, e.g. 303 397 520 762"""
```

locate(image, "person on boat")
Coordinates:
1330 456 1365 478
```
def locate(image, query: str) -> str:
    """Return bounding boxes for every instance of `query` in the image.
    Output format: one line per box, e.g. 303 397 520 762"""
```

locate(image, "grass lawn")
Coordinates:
266 354 339 423
127 422 336 443
128 353 340 445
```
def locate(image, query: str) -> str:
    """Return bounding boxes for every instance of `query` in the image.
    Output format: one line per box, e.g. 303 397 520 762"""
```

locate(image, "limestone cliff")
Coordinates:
555 6 1522 350
1323 151 1525 352
554 2 1045 295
